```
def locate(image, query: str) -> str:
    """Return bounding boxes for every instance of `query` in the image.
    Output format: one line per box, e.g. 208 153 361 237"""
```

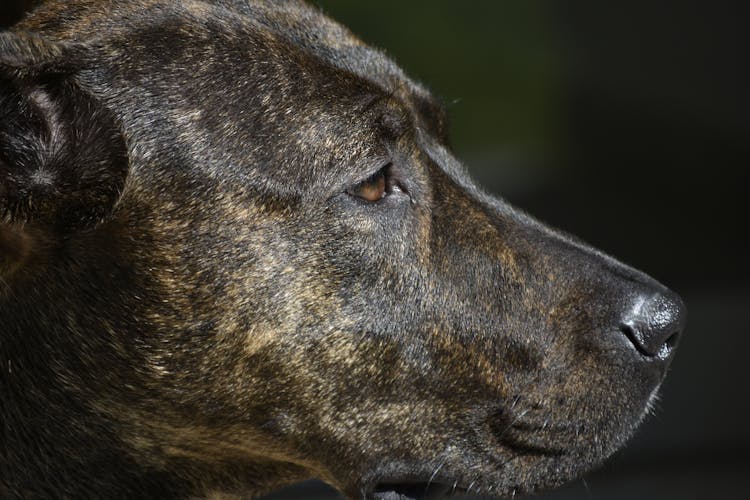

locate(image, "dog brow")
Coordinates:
414 91 450 143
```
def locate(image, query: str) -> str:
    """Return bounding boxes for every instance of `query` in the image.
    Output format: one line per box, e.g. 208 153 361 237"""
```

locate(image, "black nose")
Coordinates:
620 291 685 360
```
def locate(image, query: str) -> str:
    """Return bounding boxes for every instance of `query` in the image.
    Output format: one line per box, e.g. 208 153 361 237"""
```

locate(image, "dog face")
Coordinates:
0 1 685 499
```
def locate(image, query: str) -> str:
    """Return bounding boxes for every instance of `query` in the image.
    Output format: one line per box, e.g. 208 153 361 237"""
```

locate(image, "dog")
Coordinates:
0 1 685 498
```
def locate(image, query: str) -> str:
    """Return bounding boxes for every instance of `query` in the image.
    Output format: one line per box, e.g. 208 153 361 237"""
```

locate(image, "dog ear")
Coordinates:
0 31 128 230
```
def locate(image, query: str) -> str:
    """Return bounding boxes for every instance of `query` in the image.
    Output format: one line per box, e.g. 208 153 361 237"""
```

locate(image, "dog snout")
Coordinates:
620 290 685 362
530 225 686 373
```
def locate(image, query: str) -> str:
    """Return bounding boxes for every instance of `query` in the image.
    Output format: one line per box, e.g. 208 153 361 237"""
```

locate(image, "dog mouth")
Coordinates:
361 412 569 500
370 481 460 500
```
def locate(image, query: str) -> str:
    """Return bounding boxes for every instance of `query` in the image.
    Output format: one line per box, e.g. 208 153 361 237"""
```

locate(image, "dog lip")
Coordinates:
488 408 569 459
369 480 455 500
495 431 567 458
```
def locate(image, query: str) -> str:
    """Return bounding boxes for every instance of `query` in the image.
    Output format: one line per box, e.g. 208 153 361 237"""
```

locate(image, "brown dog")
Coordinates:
0 1 685 499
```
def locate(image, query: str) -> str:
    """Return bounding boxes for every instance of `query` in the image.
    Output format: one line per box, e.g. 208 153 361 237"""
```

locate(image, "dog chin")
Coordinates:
348 391 660 500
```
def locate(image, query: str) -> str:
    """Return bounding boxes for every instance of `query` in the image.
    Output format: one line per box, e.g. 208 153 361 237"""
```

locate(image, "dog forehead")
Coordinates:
20 0 423 98
210 0 425 96
18 0 436 181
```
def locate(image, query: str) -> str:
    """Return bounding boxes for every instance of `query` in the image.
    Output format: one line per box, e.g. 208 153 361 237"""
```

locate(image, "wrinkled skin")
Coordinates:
0 1 685 499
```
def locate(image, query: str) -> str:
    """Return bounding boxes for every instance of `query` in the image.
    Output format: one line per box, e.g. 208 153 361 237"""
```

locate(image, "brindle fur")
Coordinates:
0 1 683 499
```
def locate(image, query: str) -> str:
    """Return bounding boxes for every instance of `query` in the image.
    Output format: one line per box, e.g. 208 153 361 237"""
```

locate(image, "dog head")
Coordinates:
0 1 685 498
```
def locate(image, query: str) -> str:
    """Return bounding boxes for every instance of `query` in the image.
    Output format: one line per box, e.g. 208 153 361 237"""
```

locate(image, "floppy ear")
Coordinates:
0 31 128 230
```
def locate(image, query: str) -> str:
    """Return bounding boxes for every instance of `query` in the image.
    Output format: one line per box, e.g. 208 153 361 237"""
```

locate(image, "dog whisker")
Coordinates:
581 477 593 499
510 394 522 410
496 407 532 441
425 458 446 489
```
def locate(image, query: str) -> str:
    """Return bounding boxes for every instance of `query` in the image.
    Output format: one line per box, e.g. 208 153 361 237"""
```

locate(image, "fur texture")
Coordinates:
0 1 684 498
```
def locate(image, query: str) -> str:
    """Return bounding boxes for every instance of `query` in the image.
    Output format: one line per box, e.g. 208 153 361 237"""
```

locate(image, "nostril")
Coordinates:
664 331 680 350
654 330 681 359
620 292 685 360
620 322 680 359
620 323 653 357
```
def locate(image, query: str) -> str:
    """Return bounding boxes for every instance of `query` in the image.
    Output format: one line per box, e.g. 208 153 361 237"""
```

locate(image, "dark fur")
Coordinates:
0 1 684 499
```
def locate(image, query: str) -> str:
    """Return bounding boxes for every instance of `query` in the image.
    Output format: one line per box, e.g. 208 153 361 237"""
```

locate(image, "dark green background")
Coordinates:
2 1 748 499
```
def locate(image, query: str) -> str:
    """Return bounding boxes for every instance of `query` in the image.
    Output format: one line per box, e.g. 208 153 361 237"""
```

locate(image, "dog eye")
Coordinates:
347 166 389 202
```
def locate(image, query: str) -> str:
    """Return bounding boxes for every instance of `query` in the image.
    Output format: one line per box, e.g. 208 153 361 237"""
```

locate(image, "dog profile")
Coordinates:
0 1 685 499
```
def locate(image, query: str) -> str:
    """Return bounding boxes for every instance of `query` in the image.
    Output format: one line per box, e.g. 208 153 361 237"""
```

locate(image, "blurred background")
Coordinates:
2 1 747 499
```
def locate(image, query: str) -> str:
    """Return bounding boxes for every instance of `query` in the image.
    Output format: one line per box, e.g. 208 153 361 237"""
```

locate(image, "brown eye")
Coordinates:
348 169 387 202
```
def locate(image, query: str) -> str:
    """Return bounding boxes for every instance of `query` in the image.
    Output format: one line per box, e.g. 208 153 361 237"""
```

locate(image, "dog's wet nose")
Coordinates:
620 291 685 360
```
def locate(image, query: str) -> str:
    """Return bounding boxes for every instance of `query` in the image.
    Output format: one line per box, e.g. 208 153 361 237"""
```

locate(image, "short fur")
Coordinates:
0 1 684 499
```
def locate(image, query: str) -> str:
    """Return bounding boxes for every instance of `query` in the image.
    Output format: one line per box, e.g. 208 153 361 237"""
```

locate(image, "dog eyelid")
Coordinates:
346 163 405 203
348 169 386 202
